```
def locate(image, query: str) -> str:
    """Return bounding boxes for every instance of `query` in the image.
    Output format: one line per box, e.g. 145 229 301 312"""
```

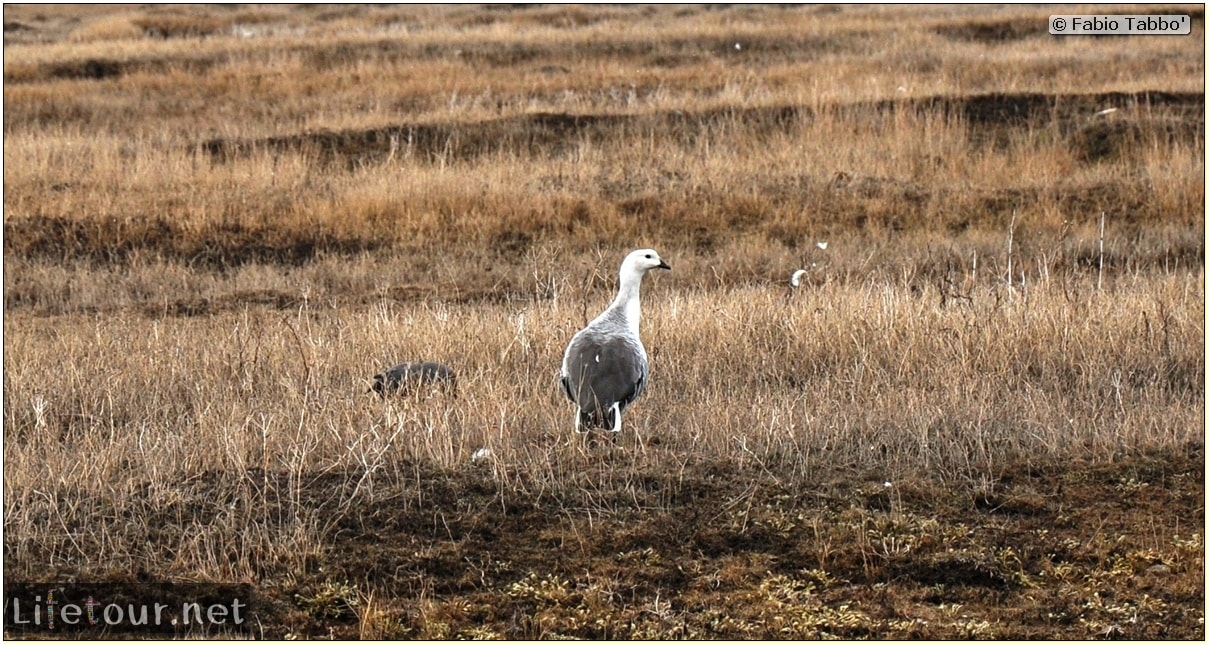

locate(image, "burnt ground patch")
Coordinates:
48 57 123 81
202 90 1203 169
933 17 1049 43
907 90 1202 128
1067 114 1200 162
10 444 1201 639
202 112 635 169
2 215 386 270
5 53 226 84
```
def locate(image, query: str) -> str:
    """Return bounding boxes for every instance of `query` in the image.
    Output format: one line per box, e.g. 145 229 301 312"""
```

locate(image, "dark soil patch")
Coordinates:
6 53 225 83
9 445 1201 639
1069 116 1197 162
2 215 386 269
202 91 1203 168
48 57 124 81
934 17 1047 43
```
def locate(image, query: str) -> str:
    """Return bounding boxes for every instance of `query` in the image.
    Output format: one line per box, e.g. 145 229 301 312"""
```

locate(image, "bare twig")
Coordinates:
1005 209 1017 295
283 311 314 399
1097 210 1106 291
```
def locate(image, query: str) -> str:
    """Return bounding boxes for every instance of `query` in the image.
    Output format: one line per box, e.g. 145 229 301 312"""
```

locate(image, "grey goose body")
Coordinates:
560 249 670 432
372 361 457 397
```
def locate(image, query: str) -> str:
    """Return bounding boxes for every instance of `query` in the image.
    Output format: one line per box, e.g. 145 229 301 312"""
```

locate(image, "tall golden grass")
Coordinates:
5 272 1203 580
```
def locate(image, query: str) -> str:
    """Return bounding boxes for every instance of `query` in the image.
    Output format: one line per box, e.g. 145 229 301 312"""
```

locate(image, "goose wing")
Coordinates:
561 330 648 415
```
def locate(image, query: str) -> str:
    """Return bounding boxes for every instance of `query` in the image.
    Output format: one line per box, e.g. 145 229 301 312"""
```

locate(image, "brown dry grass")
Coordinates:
3 3 1204 639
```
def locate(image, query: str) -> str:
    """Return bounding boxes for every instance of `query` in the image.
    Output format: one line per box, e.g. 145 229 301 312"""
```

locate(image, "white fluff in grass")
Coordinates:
789 242 827 288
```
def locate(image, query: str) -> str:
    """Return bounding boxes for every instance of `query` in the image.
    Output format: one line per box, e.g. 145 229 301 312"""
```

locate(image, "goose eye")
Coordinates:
644 254 652 259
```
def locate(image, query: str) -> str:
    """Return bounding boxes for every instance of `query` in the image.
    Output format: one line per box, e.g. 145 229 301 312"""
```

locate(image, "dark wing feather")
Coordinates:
560 374 575 403
563 331 647 421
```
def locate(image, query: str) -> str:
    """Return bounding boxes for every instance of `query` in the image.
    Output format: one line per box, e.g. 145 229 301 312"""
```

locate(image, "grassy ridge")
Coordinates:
4 5 1203 300
4 91 1203 304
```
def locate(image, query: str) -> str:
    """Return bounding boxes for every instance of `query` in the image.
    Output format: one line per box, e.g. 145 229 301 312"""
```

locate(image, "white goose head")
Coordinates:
620 248 672 278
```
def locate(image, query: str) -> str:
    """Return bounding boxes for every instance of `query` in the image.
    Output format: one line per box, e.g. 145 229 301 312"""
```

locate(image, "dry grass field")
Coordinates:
3 3 1205 639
